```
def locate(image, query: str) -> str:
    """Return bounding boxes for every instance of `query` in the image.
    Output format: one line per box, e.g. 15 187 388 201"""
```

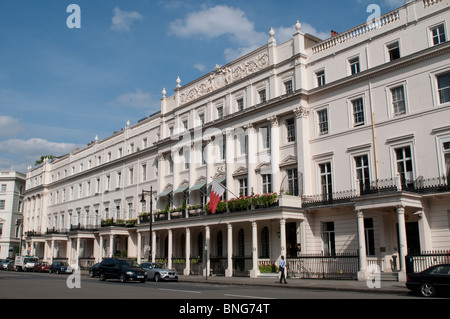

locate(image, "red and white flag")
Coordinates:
209 180 225 214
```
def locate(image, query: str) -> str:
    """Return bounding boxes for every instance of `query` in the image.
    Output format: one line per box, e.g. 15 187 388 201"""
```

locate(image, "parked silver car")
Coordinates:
140 262 178 282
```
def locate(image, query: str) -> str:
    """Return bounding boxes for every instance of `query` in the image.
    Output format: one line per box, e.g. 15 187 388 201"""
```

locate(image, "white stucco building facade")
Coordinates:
22 0 449 282
0 171 25 259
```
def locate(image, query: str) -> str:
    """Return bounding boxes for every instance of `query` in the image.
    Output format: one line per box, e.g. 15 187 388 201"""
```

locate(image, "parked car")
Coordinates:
98 258 147 283
1 259 11 270
406 264 450 297
6 260 15 271
89 263 101 277
49 261 73 274
33 262 50 273
140 262 178 282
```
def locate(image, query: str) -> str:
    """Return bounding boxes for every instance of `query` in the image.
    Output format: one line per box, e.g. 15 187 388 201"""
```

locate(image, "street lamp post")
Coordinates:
140 186 153 262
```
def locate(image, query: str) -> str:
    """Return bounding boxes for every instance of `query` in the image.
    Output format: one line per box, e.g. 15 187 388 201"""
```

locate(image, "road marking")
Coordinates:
158 288 201 294
224 293 275 299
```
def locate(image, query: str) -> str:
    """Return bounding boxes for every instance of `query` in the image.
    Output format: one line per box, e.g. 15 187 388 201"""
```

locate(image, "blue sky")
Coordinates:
0 0 405 172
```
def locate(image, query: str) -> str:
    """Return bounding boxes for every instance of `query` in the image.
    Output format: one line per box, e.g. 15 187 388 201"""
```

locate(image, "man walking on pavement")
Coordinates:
279 256 287 284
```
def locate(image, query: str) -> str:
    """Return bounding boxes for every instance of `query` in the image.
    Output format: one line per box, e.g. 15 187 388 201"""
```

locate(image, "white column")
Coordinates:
205 226 210 277
184 228 191 275
250 221 259 278
109 235 114 258
99 235 103 260
356 210 368 281
168 229 173 269
151 231 156 263
279 218 286 259
76 237 81 268
246 124 257 195
137 232 142 263
51 240 55 264
226 223 233 277
268 116 280 194
397 205 408 282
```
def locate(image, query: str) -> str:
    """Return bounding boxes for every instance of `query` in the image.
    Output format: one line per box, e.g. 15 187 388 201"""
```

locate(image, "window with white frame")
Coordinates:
387 41 400 61
351 97 365 126
217 106 223 119
316 70 326 87
395 146 414 186
117 171 121 188
258 89 267 103
349 57 360 75
262 174 272 193
284 80 293 94
239 178 248 197
0 200 5 210
437 72 450 104
129 168 134 184
261 126 270 149
141 164 147 182
443 140 450 181
430 24 446 46
286 168 299 196
390 85 406 115
355 155 370 193
317 109 329 135
236 98 244 112
286 118 295 142
320 162 333 200
168 155 173 174
322 222 335 256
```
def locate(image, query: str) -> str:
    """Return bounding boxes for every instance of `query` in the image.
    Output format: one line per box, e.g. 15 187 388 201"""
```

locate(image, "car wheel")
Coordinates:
154 273 161 282
420 282 436 297
119 274 126 283
99 272 106 281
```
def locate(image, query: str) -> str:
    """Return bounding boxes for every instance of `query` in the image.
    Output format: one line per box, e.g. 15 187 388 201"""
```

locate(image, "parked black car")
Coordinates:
49 261 73 274
406 264 450 297
89 263 101 277
98 258 147 283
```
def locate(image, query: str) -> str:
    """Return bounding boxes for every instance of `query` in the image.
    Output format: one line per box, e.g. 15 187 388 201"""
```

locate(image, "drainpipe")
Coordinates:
368 78 380 183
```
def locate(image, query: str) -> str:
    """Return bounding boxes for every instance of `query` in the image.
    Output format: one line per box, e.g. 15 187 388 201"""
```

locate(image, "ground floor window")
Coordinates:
322 222 335 256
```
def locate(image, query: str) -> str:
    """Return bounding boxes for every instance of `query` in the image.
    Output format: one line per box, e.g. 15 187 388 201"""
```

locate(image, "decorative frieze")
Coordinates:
179 53 270 105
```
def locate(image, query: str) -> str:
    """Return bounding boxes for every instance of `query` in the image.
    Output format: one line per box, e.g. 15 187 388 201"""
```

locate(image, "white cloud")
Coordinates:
169 5 329 62
0 138 83 172
193 63 206 72
169 5 266 45
114 89 158 109
0 138 80 157
0 116 25 138
111 7 143 32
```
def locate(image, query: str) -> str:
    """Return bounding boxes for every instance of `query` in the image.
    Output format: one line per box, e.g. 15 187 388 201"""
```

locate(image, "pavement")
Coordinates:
80 270 410 295
177 274 410 295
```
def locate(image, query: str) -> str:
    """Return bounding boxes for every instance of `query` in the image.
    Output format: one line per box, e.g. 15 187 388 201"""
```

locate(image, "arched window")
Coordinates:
261 227 270 258
217 231 223 257
238 229 245 257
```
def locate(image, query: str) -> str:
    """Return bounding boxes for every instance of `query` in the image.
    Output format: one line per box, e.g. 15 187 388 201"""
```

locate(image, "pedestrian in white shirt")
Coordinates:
279 256 287 284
